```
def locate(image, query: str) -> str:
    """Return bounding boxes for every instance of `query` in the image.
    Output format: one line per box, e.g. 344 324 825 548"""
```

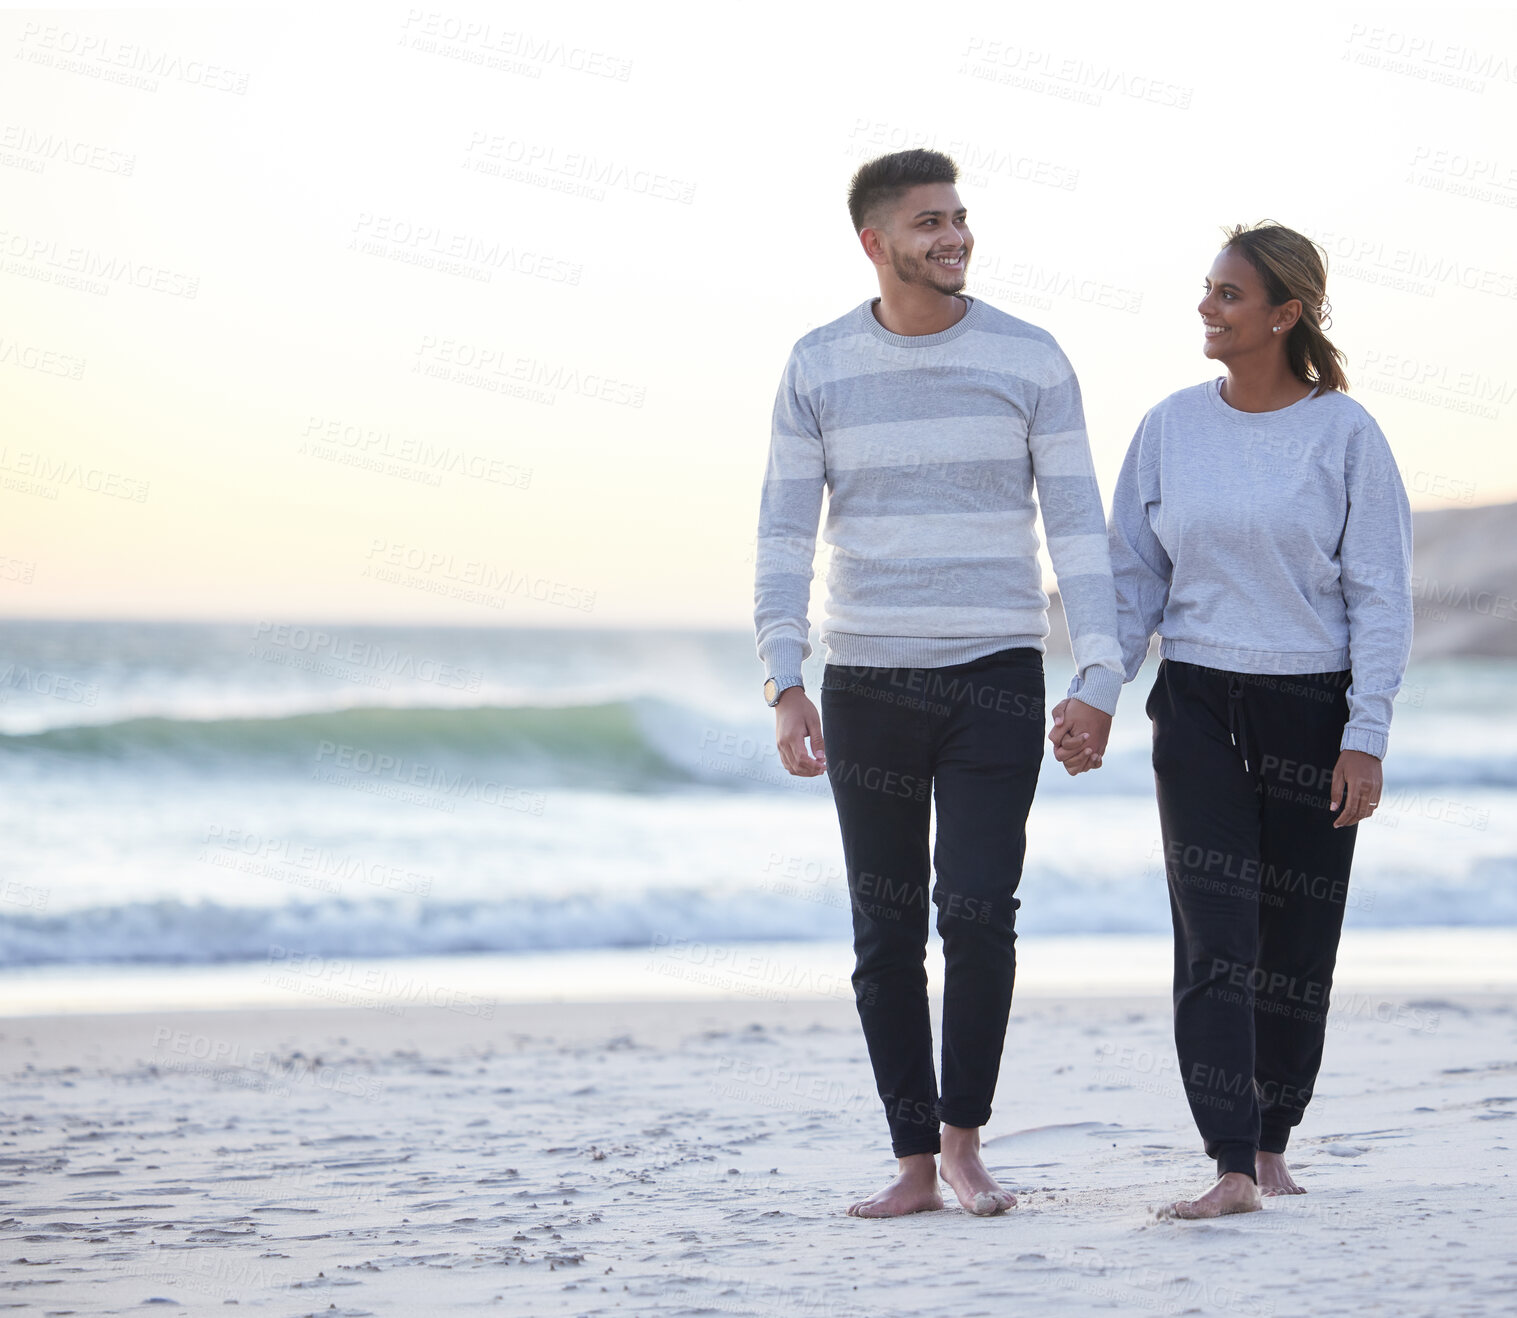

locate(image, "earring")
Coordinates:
1272 327 1280 333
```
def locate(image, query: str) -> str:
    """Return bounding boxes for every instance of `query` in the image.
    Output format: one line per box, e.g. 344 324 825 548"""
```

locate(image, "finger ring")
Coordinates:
1369 801 1379 807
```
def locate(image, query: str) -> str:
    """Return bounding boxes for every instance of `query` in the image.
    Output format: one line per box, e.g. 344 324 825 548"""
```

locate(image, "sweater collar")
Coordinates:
857 295 981 348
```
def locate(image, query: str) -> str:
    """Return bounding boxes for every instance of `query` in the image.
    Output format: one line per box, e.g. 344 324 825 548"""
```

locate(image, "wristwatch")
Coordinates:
764 677 803 708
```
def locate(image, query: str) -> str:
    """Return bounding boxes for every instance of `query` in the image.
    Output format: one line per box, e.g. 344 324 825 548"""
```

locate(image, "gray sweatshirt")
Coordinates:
754 296 1125 712
1081 378 1413 758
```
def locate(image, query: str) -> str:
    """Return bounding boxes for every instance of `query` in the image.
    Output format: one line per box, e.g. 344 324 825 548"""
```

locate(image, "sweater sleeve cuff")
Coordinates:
762 637 807 686
1065 665 1122 717
1340 726 1387 759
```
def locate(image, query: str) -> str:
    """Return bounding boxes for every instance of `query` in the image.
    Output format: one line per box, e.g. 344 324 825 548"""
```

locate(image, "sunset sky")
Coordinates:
3 3 1514 626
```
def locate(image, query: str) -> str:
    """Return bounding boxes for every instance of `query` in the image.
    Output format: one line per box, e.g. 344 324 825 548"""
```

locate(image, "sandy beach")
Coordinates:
5 0 1516 1311
3 987 1514 1316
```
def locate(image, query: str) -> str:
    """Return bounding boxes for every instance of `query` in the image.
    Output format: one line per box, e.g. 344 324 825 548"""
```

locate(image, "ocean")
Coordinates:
1 621 1513 1007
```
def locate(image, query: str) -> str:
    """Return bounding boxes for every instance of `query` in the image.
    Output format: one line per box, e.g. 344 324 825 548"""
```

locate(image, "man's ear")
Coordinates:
858 226 889 268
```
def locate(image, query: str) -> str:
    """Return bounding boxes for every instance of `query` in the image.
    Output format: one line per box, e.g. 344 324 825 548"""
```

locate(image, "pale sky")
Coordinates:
2 2 1514 626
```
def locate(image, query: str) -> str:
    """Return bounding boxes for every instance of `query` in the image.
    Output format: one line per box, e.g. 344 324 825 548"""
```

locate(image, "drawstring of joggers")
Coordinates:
1226 675 1259 789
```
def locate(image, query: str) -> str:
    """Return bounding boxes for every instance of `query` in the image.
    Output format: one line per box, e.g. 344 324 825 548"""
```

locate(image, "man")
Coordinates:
753 148 1122 1218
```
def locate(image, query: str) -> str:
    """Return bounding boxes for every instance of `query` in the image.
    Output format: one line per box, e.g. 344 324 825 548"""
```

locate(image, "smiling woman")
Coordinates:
1201 221 1349 401
1078 217 1415 1221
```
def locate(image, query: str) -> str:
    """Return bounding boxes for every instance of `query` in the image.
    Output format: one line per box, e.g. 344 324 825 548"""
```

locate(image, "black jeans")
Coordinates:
1148 659 1358 1180
820 647 1045 1157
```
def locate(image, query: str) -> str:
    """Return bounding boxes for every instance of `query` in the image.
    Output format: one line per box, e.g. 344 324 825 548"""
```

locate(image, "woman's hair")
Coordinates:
1222 221 1349 392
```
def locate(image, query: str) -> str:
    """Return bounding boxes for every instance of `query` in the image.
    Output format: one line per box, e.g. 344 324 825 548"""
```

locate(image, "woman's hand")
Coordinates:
1048 698 1111 776
1330 749 1382 828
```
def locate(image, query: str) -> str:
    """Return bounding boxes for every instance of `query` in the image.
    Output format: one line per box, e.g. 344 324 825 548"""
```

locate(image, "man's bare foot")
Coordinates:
1256 1151 1305 1195
939 1124 1016 1216
1158 1171 1262 1220
845 1152 945 1218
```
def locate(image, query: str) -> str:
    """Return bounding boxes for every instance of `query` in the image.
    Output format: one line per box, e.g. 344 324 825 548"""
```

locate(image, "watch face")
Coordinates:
764 678 779 705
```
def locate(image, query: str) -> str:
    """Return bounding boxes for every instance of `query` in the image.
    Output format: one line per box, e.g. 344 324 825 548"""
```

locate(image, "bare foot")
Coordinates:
846 1152 945 1218
938 1124 1016 1216
1256 1151 1305 1196
1157 1171 1262 1220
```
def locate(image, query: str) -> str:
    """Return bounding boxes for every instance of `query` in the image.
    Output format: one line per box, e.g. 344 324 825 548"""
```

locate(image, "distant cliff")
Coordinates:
1045 500 1517 661
1407 501 1517 658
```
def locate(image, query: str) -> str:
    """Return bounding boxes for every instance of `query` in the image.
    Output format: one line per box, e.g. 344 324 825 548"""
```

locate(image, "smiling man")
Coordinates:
753 149 1124 1218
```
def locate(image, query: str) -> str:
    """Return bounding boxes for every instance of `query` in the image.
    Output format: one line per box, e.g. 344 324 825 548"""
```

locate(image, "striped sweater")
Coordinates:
753 295 1125 714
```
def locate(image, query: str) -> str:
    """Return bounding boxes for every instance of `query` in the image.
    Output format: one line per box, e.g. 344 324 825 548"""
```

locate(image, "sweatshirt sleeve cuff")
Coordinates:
1065 665 1122 717
1340 726 1387 759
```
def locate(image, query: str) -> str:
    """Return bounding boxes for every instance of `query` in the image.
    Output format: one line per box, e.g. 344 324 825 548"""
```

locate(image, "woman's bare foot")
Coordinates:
1256 1151 1305 1195
1158 1171 1262 1220
845 1152 945 1217
938 1124 1016 1216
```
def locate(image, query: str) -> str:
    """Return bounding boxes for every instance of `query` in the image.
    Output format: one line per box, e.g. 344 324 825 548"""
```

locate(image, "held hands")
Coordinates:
1049 695 1380 819
1330 749 1382 828
775 687 827 777
1047 698 1112 777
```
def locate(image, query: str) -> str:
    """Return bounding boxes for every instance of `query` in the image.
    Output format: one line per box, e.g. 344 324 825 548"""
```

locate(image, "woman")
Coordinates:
1053 220 1413 1218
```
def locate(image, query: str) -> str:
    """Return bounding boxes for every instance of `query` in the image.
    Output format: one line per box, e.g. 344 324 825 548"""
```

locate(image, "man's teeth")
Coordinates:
933 253 963 264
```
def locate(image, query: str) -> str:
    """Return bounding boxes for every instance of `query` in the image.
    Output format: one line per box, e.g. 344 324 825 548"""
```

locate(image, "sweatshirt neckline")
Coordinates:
1205 376 1322 424
858 295 981 348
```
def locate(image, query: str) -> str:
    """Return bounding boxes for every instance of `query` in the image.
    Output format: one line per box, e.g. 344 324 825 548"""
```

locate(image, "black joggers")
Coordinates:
820 647 1044 1157
1148 658 1359 1180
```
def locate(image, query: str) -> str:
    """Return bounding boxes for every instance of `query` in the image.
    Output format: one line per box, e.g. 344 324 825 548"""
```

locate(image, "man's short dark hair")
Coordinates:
847 149 959 233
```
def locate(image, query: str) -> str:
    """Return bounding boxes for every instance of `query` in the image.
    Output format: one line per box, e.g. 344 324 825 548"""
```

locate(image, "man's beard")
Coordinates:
889 247 967 294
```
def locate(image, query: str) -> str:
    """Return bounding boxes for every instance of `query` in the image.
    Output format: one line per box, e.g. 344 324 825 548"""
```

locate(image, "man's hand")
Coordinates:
1047 698 1112 776
1329 749 1382 828
775 687 826 776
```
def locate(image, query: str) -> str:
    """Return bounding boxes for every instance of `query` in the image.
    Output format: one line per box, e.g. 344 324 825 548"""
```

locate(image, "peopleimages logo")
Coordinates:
0 227 198 297
1409 574 1517 622
825 757 930 802
14 21 251 93
0 447 150 501
971 254 1143 314
0 335 87 379
0 123 136 175
1300 226 1517 299
412 336 645 409
398 13 633 81
361 538 597 614
251 621 485 691
312 739 547 816
463 133 695 204
349 212 583 285
844 120 1079 192
959 37 1193 108
1343 22 1517 92
0 662 98 705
